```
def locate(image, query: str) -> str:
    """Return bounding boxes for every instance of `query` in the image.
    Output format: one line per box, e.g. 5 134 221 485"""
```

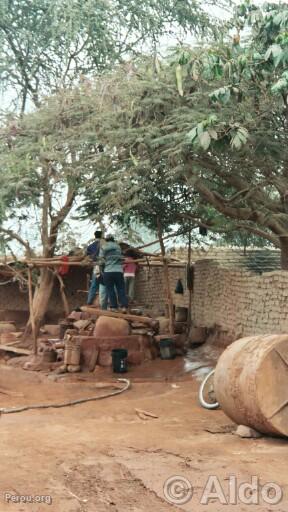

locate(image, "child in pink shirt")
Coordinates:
123 254 138 303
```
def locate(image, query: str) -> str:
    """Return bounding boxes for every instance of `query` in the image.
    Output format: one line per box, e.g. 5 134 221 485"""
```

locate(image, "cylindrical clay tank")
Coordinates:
214 334 288 437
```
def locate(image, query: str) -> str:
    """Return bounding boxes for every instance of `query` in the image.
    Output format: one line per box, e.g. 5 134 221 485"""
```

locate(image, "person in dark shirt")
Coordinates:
99 235 128 311
86 230 103 305
86 230 102 261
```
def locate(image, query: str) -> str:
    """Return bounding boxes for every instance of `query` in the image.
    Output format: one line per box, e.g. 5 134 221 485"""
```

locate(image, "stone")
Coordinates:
42 324 60 336
93 316 130 337
98 350 112 367
156 317 170 334
78 335 146 353
189 327 207 345
127 351 145 365
0 322 16 333
67 365 81 373
74 319 92 330
235 425 262 439
67 311 83 321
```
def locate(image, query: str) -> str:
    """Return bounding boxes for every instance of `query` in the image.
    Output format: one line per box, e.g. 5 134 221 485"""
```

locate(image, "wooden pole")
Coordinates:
56 273 70 317
157 219 174 335
187 229 193 334
136 229 188 250
27 267 37 355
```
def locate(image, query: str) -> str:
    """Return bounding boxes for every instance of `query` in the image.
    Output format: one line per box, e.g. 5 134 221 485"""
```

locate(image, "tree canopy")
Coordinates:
80 1 288 267
0 0 219 113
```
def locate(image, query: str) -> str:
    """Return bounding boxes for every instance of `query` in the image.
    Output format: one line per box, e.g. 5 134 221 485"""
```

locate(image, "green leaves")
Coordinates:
209 86 231 104
230 126 249 150
186 126 198 143
199 131 211 150
271 70 288 94
186 115 218 150
175 64 184 97
265 44 284 67
0 0 219 114
191 60 201 81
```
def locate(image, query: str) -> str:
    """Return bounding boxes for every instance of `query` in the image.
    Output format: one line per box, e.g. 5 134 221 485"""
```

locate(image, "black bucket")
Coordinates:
111 348 128 373
159 339 176 360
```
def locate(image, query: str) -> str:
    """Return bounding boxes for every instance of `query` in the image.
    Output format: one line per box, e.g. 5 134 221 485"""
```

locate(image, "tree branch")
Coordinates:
190 176 285 236
0 227 33 257
47 182 76 255
235 224 279 246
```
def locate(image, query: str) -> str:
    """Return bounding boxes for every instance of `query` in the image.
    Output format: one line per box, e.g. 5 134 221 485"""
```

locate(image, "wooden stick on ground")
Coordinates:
28 267 37 355
135 408 159 420
0 345 31 355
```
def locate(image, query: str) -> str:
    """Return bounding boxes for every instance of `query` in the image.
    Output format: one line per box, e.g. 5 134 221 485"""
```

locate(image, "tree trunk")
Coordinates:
23 268 55 345
280 236 288 270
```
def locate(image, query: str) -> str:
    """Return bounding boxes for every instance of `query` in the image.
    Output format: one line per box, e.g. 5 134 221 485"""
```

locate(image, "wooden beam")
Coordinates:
0 345 31 355
81 307 158 328
28 267 37 355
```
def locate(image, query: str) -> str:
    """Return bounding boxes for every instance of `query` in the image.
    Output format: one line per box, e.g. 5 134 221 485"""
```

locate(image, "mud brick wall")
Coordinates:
192 260 288 337
4 257 288 337
135 264 189 314
0 267 90 322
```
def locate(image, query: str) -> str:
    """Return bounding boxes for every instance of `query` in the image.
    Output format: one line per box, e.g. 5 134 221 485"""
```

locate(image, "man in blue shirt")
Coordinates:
86 230 103 305
99 235 128 311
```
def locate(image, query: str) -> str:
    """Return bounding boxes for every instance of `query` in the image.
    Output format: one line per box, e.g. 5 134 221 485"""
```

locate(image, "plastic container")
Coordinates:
111 348 128 373
159 339 176 360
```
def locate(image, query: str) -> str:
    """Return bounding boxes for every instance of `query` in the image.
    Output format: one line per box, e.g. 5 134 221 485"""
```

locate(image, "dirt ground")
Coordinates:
0 347 287 512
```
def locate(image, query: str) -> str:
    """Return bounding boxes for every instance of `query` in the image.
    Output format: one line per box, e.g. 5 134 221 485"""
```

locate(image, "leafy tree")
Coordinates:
86 1 288 268
0 0 226 336
0 86 105 332
0 0 218 113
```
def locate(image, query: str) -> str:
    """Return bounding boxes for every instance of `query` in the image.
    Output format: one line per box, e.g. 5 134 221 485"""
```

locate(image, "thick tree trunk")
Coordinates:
280 236 288 270
23 268 55 345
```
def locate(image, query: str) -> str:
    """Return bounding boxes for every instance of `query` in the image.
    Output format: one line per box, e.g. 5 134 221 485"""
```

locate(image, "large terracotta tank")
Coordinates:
214 334 288 437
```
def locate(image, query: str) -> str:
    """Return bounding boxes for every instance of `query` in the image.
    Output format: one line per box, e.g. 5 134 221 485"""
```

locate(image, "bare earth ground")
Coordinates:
0 349 287 512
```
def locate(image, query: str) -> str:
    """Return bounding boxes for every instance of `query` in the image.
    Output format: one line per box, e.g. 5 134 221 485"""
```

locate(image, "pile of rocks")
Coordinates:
35 306 189 373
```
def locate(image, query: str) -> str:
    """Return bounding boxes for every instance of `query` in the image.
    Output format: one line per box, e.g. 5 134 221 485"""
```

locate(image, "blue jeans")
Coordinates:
87 274 99 305
103 272 128 309
99 284 109 310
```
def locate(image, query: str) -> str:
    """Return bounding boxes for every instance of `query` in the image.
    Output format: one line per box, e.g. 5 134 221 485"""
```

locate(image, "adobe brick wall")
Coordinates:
135 263 189 314
3 258 288 339
0 267 90 323
135 260 288 339
192 260 288 338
